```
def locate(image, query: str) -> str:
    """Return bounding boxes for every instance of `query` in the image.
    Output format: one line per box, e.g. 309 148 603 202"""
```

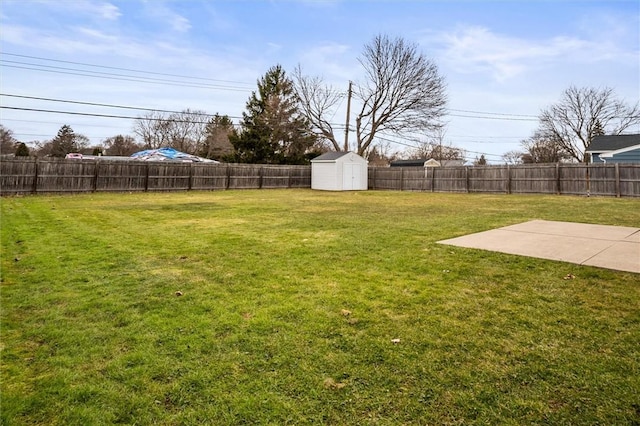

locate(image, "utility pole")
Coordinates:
344 81 352 152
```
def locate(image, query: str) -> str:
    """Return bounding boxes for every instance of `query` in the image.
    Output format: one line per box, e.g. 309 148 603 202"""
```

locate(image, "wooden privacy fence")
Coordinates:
0 158 311 195
2 158 639 197
369 164 640 197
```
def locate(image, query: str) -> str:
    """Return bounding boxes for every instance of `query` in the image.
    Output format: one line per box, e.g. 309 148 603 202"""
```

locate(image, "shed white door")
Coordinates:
343 163 361 190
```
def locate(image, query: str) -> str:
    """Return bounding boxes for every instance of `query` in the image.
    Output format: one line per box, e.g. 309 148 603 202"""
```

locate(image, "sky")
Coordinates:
1 0 638 163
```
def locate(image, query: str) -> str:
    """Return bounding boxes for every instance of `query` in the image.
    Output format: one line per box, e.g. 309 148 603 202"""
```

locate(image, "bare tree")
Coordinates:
406 128 464 160
407 142 464 161
292 66 344 151
365 141 400 166
103 134 142 156
133 109 209 154
502 150 524 165
539 86 640 162
294 34 447 156
133 110 172 149
355 35 447 155
166 109 209 154
520 130 572 163
1 125 18 154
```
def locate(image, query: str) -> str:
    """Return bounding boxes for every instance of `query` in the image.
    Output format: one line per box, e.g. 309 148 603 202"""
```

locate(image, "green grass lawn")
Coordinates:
1 190 639 425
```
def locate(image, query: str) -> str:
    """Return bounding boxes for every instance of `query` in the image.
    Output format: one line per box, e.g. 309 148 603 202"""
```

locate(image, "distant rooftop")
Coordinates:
586 134 640 152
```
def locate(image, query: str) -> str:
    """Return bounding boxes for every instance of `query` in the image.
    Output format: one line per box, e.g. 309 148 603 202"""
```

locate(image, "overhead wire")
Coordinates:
0 52 255 87
1 93 243 119
1 52 547 158
374 134 506 160
0 62 253 92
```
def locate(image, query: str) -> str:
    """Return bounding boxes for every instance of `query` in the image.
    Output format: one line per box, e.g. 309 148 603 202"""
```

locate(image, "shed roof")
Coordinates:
586 134 640 153
311 151 352 161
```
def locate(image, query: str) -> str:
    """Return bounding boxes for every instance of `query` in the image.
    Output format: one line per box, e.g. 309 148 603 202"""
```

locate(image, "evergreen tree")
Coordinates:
592 120 605 136
229 65 316 164
50 125 89 157
475 154 487 166
15 142 30 157
201 114 236 160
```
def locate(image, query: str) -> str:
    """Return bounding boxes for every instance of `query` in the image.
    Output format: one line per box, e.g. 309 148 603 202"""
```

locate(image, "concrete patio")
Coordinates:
438 220 640 274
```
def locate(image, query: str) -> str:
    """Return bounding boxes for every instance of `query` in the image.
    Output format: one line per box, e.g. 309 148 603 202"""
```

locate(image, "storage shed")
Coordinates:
311 151 368 191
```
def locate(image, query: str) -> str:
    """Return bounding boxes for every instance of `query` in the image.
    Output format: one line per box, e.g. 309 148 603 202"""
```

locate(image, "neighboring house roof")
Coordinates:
311 152 352 161
586 134 640 153
390 158 466 167
440 159 465 167
390 159 428 167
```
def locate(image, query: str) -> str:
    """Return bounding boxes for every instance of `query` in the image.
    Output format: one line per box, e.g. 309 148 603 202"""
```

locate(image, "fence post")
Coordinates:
258 166 263 189
555 163 561 195
506 165 511 194
400 168 404 191
372 167 376 190
431 167 435 192
465 167 470 193
615 163 620 198
93 161 99 192
144 163 150 192
287 167 292 188
32 157 39 194
188 163 193 191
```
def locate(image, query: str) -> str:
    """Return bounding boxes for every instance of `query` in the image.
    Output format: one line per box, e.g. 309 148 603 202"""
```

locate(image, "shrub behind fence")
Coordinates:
1 158 638 197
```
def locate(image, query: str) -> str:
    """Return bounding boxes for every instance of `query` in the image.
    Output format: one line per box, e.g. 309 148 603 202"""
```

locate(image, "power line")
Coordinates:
0 118 129 128
4 53 635 123
447 108 538 119
0 106 212 123
375 134 505 160
447 112 537 122
0 93 243 119
3 92 542 129
3 105 511 159
0 62 253 92
0 52 255 87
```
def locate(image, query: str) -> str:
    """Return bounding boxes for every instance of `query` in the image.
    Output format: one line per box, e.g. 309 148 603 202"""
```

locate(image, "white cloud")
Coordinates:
171 14 192 33
143 2 192 33
0 23 149 58
298 42 357 82
94 2 121 20
429 26 571 81
425 25 636 83
16 0 121 20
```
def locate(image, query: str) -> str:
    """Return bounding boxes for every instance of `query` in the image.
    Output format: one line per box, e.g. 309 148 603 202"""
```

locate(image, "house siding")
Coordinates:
604 148 640 164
